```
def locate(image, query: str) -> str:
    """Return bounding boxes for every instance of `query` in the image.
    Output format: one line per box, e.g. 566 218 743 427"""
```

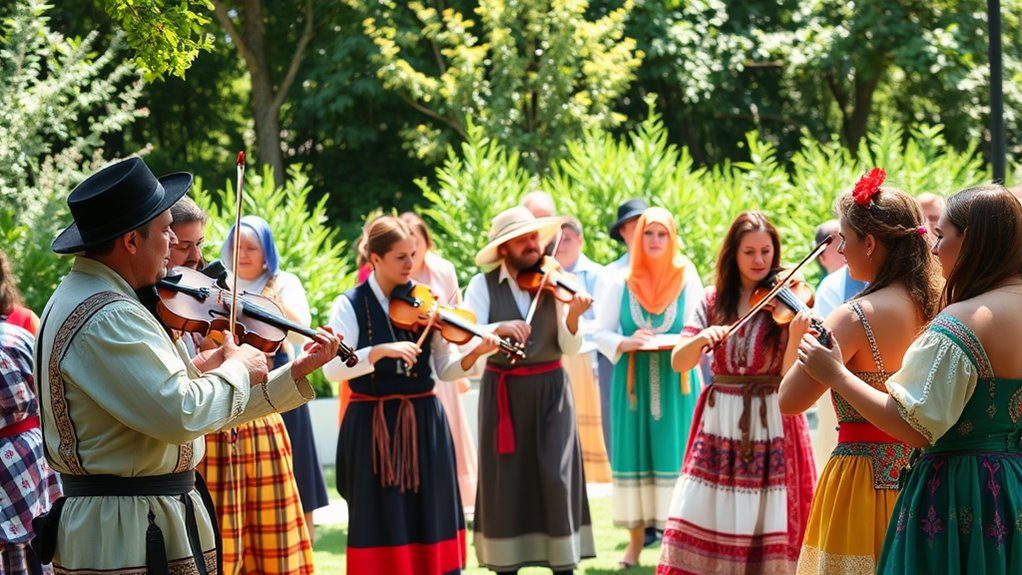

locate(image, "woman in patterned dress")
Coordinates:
779 176 942 574
658 211 816 575
797 185 1022 573
593 207 703 567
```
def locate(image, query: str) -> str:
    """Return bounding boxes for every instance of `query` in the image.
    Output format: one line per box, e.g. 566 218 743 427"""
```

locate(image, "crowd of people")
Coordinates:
3 155 1022 575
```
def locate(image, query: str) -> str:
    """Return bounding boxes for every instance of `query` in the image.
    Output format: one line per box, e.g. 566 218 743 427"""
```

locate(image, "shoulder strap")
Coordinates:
848 301 885 373
36 291 135 474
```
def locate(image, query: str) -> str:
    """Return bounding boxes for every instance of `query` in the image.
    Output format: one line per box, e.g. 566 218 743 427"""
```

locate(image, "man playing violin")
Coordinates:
32 157 341 575
462 206 595 575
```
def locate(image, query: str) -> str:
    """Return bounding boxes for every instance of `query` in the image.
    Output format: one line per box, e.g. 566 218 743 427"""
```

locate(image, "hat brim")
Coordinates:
52 172 193 255
475 217 562 268
609 209 645 242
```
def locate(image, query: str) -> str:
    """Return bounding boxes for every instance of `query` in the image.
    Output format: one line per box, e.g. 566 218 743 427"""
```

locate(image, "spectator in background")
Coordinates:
916 192 944 238
519 190 556 218
555 216 611 483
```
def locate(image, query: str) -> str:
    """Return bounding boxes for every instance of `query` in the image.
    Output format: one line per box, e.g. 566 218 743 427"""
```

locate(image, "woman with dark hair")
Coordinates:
324 216 499 574
797 184 1022 573
658 211 816 575
779 170 943 573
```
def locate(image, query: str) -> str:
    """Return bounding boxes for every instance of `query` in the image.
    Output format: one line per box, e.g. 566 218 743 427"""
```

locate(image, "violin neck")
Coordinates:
243 301 316 338
775 287 810 315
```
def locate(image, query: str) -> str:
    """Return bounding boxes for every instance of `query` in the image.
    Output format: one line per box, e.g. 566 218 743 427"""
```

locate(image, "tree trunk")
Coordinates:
213 0 314 188
841 75 880 151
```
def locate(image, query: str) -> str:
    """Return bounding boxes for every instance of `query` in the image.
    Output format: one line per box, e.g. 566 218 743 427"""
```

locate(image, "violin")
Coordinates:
751 269 831 346
708 236 834 351
516 256 584 303
156 266 359 367
389 283 526 360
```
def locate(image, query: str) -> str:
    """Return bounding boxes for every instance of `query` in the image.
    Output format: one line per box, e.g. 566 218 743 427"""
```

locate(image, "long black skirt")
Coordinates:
337 395 465 575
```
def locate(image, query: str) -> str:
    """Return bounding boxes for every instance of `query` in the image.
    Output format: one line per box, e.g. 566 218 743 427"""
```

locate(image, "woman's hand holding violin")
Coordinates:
619 328 654 353
460 332 503 371
291 326 342 380
370 341 422 368
788 311 821 344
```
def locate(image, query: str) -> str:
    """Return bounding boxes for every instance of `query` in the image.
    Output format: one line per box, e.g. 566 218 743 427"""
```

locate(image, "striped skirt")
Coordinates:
658 378 816 575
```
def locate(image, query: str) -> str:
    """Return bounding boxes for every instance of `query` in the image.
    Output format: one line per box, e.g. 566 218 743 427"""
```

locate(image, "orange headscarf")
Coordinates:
626 207 687 315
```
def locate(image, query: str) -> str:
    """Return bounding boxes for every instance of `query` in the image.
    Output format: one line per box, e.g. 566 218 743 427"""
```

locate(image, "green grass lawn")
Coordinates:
312 466 659 574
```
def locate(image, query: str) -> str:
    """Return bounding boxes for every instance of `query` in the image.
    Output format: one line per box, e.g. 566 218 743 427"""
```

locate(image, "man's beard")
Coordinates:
505 248 541 272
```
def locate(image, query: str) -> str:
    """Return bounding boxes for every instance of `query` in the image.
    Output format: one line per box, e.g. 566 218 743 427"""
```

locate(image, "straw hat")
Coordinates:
474 207 562 267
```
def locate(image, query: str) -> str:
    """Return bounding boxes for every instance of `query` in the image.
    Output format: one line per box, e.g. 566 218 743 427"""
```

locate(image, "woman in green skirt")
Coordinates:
593 207 703 568
796 184 1022 573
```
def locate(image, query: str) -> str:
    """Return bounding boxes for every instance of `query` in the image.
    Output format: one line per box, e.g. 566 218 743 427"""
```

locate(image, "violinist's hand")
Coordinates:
565 292 594 333
619 328 654 353
789 311 817 343
221 336 269 386
473 332 502 357
699 325 730 351
192 346 223 373
369 341 422 368
292 326 342 380
495 320 531 347
796 332 845 383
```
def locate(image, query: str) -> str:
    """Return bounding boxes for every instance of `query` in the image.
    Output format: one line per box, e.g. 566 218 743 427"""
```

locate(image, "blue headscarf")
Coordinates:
221 215 280 292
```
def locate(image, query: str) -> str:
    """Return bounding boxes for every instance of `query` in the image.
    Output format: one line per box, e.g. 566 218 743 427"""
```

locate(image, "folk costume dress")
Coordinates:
593 209 703 531
658 288 817 575
462 262 595 572
195 270 315 575
411 251 480 510
0 323 61 575
33 257 315 574
877 314 1022 573
796 302 910 574
325 274 469 574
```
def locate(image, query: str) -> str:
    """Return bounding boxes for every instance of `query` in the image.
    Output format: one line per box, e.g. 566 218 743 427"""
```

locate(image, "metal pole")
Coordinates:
988 0 1005 183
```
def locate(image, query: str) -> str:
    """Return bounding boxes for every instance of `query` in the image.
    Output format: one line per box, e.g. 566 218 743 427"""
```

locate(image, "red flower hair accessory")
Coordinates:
853 168 886 208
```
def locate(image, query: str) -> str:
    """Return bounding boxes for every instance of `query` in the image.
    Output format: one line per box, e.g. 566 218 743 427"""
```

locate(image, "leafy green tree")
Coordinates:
0 0 145 311
95 0 214 81
347 0 643 174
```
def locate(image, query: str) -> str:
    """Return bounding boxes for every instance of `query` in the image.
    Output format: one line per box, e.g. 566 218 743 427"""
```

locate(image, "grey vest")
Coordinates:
484 267 562 367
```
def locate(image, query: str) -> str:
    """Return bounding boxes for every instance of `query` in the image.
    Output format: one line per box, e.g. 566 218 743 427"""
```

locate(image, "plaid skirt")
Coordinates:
0 427 62 545
196 413 313 575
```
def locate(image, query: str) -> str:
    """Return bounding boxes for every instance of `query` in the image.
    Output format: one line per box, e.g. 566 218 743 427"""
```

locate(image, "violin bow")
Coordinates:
710 235 833 351
227 152 246 341
523 223 564 327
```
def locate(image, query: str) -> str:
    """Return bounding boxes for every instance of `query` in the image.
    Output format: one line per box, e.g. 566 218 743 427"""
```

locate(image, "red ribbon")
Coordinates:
485 360 562 455
838 421 903 445
0 415 39 439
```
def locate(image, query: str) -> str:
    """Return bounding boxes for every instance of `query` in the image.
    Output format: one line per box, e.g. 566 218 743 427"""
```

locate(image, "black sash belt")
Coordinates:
31 470 221 575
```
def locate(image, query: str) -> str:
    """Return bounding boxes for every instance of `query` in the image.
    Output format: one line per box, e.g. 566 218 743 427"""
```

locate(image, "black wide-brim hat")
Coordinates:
52 157 193 254
609 197 650 243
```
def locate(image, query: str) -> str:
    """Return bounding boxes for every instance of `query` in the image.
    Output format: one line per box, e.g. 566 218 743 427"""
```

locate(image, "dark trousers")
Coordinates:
596 354 614 461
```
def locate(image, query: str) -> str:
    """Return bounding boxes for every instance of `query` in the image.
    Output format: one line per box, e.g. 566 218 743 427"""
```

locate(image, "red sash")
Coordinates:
0 415 39 438
484 360 562 455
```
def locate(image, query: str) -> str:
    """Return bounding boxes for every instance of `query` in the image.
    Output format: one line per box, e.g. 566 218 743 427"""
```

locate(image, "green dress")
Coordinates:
880 314 1022 573
610 285 701 529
